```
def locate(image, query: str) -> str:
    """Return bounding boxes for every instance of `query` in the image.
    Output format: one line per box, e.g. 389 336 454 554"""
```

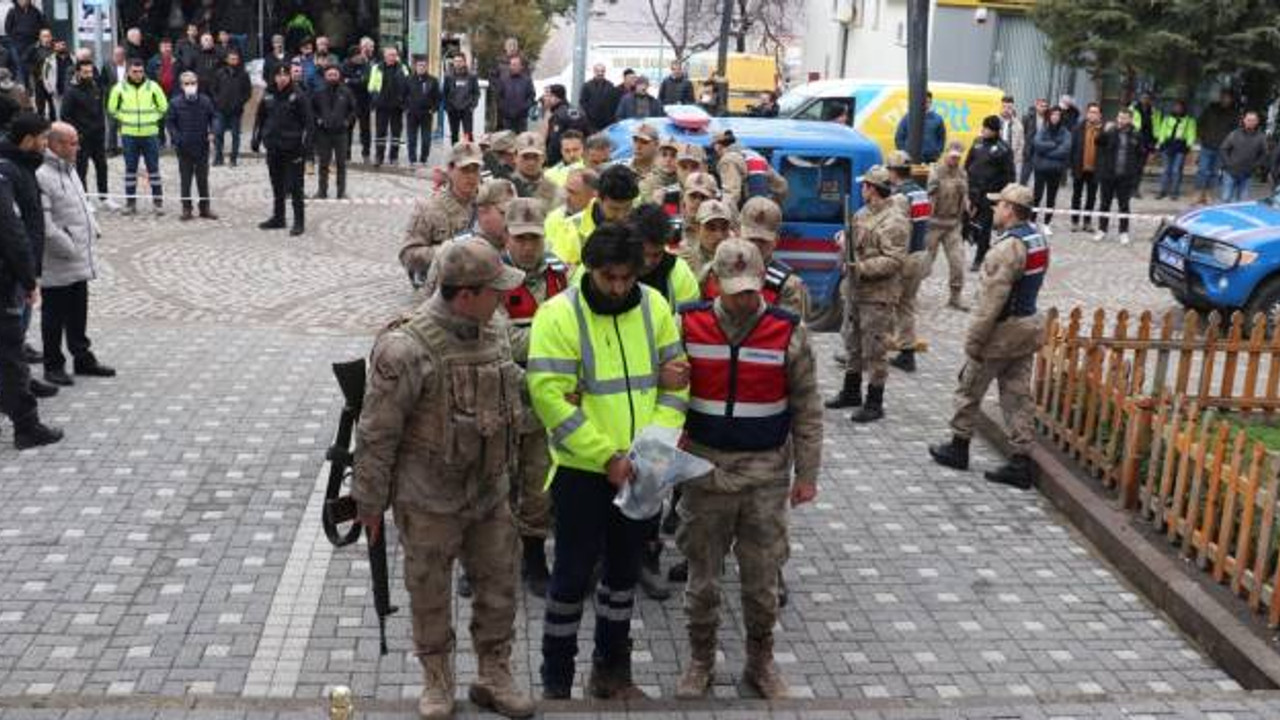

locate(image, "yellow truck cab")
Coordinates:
778 79 1004 161
687 53 779 114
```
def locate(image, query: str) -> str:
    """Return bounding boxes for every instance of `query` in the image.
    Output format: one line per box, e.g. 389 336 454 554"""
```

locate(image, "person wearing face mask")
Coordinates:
527 222 689 701
166 71 217 221
59 60 110 206
310 64 357 199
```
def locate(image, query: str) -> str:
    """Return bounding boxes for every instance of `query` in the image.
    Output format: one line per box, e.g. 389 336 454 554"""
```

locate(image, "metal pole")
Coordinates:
905 0 928 162
715 0 732 79
94 3 103 67
571 0 589 105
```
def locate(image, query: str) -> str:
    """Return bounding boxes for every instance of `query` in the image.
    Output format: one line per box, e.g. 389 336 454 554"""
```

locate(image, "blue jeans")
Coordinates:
1195 148 1221 191
1221 172 1250 203
121 135 162 203
1159 149 1186 197
213 110 242 163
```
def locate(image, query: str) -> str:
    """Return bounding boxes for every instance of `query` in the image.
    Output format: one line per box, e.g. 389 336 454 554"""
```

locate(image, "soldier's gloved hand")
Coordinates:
790 479 817 507
659 359 690 390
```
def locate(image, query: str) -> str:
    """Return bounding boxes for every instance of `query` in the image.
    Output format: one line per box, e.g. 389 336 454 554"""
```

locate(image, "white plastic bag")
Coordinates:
613 426 714 521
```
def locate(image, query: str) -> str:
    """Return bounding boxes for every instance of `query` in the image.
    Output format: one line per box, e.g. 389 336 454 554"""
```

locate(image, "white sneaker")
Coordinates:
1119 232 1131 246
102 198 121 211
1092 230 1106 242
1041 224 1054 237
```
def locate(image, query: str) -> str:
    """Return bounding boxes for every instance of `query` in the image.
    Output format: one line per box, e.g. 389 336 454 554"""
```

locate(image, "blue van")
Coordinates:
604 114 883 330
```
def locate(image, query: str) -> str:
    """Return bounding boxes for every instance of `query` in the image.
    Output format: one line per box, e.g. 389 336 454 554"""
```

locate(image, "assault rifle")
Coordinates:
321 359 398 655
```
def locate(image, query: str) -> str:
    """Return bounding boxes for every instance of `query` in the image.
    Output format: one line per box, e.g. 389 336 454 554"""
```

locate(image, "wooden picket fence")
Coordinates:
1033 306 1280 626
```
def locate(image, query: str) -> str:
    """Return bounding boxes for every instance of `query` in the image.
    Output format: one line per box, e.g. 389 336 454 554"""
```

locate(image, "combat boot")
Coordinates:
675 640 715 699
418 653 455 720
521 536 550 598
743 636 789 700
638 542 670 600
470 647 535 718
928 436 970 470
984 454 1034 490
889 349 916 373
588 644 649 700
849 384 884 423
947 288 970 312
824 372 862 409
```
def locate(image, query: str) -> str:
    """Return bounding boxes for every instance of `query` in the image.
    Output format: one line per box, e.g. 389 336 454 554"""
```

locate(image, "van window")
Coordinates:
778 154 851 223
791 98 854 126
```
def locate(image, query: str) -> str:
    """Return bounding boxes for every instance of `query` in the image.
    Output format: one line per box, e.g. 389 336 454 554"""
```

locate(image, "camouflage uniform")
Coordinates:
844 195 909 385
888 177 931 353
675 240 823 699
926 161 970 303
639 166 679 206
353 239 531 718
400 189 477 285
417 180 514 297
511 131 563 213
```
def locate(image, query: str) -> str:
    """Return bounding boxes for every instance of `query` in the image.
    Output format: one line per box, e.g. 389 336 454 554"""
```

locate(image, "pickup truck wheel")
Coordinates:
806 298 843 332
1244 277 1280 337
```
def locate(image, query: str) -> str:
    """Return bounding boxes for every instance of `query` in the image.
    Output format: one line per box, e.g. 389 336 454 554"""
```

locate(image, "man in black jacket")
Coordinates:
442 52 479 144
342 41 374 162
963 115 1015 269
405 55 440 166
658 62 694 106
495 55 535 133
253 65 313 236
4 0 46 88
370 46 409 166
579 64 617 133
311 64 356 199
1093 109 1143 245
192 33 223 97
60 60 109 203
212 50 252 166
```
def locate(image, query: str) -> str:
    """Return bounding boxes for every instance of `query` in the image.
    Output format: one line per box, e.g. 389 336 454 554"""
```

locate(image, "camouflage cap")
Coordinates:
475 179 516 209
857 165 893 190
659 136 680 151
437 237 524 291
885 150 914 170
713 238 765 295
696 198 733 225
449 140 484 168
739 196 783 242
988 182 1035 209
631 123 659 143
514 131 545 156
683 171 719 199
676 143 707 164
488 130 517 154
505 197 546 236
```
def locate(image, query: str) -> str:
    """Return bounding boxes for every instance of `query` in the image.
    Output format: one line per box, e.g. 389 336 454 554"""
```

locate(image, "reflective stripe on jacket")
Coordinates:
108 80 168 137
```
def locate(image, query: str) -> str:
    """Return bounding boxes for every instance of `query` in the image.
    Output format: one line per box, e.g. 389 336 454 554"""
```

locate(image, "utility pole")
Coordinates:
428 0 444 79
571 0 590 105
905 0 929 162
715 0 734 114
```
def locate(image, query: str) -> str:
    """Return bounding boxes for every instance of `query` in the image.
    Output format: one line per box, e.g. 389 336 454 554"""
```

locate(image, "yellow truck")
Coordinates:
687 52 779 114
777 79 1005 161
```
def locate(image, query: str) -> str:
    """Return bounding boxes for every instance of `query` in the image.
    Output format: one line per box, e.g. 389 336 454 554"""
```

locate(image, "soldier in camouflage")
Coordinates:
926 141 971 311
674 239 822 700
510 132 562 212
680 198 734 278
400 141 482 289
418 179 515 298
825 166 908 423
929 183 1049 490
354 239 535 720
627 122 660 179
714 197 809 317
678 172 719 250
639 136 680 204
884 151 932 374
483 130 516 180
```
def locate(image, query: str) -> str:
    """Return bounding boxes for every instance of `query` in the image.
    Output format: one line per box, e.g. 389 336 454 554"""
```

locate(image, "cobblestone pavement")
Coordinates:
1 156 1278 719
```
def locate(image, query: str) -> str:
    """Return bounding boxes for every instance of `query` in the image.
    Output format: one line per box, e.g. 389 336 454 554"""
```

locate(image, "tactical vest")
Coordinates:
390 312 522 510
1000 223 1049 320
504 255 568 325
681 302 795 451
744 151 772 202
701 259 792 306
896 180 931 253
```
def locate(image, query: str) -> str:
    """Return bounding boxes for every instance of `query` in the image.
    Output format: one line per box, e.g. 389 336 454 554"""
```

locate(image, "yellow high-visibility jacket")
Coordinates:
108 80 168 138
527 277 688 477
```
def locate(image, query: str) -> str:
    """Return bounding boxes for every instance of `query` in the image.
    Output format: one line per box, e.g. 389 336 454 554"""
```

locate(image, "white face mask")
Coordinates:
183 85 197 98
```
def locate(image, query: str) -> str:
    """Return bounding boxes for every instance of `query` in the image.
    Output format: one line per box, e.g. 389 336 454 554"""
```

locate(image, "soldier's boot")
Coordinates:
984 454 1034 490
947 288 970 311
588 642 649 700
675 642 716 699
743 636 789 700
417 653 455 720
777 569 789 608
928 436 970 471
470 647 535 718
889 349 916 373
521 536 550 598
638 542 671 601
849 384 884 423
666 558 688 583
824 372 862 409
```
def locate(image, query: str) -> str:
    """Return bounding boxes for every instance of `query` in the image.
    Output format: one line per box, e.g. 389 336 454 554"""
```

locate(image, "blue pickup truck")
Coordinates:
604 113 882 330
1149 189 1280 328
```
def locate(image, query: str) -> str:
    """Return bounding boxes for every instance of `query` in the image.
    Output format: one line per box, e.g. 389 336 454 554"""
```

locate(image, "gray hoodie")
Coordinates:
36 149 99 288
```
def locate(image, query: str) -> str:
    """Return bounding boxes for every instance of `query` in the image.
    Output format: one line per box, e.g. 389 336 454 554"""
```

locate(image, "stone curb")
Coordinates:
975 408 1280 690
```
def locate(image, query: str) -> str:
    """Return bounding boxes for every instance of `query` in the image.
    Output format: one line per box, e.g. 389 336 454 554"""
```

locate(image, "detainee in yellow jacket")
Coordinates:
544 167 602 266
527 223 688 478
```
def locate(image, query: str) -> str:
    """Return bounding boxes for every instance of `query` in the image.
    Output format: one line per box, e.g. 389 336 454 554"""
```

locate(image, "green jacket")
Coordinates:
1155 113 1197 149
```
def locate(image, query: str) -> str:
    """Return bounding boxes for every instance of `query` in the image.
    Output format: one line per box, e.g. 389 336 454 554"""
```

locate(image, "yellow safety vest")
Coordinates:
108 80 168 138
